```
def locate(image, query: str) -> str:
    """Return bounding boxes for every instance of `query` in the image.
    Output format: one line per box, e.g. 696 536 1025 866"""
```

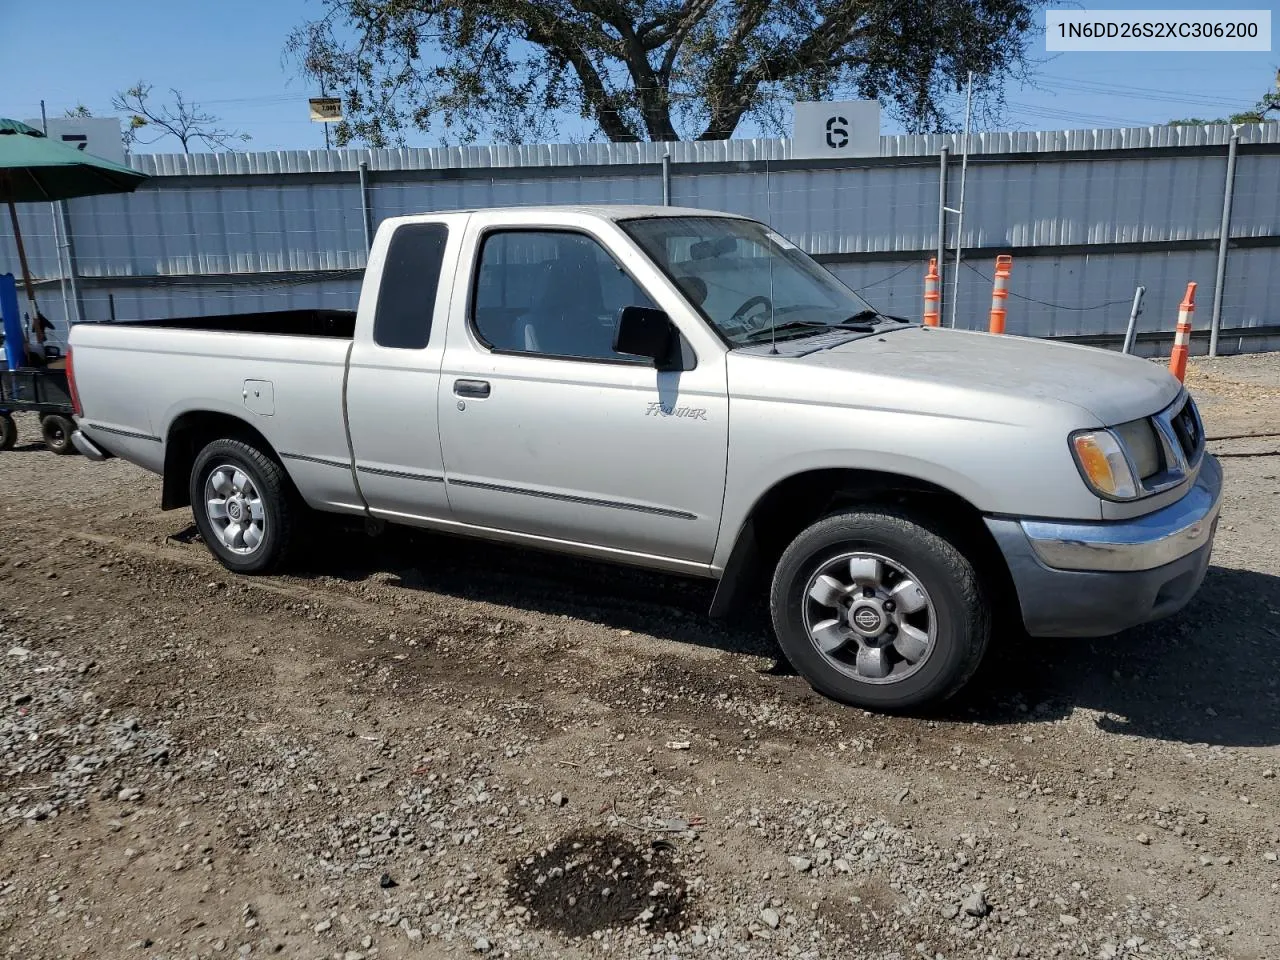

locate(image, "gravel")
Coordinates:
2 355 1280 958
962 891 990 917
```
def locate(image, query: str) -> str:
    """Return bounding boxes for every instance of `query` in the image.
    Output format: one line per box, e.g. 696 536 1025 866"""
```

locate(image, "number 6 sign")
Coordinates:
792 101 881 160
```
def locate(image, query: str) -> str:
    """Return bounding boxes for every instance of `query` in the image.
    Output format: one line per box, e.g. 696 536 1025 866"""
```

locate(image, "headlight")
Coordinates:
1071 429 1138 500
1113 418 1162 479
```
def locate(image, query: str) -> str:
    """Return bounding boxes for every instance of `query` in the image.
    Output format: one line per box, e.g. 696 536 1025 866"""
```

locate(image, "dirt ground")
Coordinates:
3 353 1280 960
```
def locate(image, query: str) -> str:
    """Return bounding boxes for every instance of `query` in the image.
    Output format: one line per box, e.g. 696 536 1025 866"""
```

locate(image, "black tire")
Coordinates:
0 413 15 452
40 414 77 455
189 438 297 574
770 508 990 712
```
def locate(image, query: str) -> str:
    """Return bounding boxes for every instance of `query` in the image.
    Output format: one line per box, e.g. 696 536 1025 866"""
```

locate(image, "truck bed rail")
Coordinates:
100 309 356 339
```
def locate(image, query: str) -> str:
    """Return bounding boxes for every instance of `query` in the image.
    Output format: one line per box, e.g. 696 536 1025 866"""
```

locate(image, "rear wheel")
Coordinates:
189 438 296 574
0 413 16 452
40 414 76 455
770 507 989 711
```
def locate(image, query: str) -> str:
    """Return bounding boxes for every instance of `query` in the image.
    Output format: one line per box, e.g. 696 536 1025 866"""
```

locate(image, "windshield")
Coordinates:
621 216 886 346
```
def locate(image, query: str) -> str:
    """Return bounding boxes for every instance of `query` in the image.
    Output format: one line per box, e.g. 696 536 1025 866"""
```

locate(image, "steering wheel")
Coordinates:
728 295 774 333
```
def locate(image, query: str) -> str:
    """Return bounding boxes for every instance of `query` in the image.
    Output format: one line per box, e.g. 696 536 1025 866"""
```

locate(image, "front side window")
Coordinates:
622 216 890 346
472 230 656 362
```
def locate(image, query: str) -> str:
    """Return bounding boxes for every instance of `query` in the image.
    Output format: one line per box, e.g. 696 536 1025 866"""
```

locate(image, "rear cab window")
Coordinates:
373 223 449 349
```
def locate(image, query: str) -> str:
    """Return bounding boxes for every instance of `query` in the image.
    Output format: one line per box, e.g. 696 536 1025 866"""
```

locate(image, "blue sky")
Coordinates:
4 0 1278 153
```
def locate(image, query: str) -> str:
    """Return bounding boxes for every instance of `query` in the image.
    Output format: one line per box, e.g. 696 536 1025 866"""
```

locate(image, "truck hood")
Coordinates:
755 326 1181 426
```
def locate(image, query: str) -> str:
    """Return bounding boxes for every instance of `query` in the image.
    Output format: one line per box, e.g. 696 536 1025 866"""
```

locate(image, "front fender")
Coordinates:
713 397 1103 571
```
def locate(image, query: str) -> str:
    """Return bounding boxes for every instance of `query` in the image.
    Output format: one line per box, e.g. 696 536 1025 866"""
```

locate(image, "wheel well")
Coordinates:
161 412 281 510
710 469 1017 624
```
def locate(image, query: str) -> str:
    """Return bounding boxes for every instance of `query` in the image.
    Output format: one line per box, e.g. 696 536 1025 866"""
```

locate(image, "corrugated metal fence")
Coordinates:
5 123 1279 355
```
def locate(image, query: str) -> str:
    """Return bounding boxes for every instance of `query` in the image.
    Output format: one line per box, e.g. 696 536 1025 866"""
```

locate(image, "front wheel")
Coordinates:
770 508 990 711
189 439 297 574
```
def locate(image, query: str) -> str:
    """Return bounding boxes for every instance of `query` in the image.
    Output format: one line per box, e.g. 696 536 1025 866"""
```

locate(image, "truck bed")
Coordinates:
107 309 357 339
70 310 360 512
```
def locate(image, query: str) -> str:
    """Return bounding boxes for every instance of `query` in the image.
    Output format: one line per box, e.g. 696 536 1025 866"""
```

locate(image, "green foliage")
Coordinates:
287 0 1043 146
1168 87 1280 126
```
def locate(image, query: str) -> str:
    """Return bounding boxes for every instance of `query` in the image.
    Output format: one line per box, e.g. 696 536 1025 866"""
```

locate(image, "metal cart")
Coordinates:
0 359 77 454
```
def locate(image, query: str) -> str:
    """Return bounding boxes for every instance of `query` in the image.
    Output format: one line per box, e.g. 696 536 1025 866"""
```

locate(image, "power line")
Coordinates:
1035 73 1261 110
962 261 1132 312
1002 100 1153 128
853 262 916 292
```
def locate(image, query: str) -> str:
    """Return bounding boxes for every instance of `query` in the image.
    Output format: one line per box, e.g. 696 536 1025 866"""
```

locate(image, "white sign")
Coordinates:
309 97 344 122
24 117 127 166
1046 10 1270 52
792 101 880 160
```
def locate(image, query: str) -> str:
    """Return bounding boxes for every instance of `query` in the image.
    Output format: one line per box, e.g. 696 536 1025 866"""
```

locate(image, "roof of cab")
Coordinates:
395 204 752 222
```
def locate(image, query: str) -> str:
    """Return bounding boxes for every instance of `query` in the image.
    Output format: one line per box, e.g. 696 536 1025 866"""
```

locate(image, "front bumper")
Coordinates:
986 455 1223 637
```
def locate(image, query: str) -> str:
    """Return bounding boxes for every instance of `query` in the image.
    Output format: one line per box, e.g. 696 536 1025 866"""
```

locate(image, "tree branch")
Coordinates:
655 0 715 82
522 6 642 141
639 0 711 50
112 82 250 154
611 16 678 140
696 0 772 137
699 2 871 140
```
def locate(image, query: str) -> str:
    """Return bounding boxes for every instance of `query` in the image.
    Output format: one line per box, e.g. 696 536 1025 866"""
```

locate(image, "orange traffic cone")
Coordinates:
923 258 940 327
988 255 1013 334
1169 282 1197 382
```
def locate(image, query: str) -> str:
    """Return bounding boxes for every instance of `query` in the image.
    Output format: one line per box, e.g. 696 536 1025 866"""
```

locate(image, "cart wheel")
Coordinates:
0 414 15 452
40 414 77 455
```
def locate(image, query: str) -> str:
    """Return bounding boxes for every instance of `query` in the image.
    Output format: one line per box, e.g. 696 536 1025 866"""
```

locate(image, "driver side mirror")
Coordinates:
614 305 680 371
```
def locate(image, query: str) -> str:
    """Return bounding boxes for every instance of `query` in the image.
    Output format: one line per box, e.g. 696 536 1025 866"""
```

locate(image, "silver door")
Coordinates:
437 226 728 570
346 220 458 522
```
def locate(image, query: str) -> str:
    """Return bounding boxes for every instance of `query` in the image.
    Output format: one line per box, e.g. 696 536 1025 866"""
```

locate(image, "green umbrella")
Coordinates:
0 118 150 342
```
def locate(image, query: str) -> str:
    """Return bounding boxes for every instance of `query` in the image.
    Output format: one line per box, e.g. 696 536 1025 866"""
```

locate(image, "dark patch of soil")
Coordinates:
506 831 687 937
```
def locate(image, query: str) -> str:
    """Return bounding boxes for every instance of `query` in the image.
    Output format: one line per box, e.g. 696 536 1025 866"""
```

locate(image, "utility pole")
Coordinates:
948 72 974 329
321 81 332 150
41 100 74 328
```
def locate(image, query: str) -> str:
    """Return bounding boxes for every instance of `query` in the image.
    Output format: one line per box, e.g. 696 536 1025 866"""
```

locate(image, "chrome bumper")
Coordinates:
1020 455 1223 573
984 456 1223 637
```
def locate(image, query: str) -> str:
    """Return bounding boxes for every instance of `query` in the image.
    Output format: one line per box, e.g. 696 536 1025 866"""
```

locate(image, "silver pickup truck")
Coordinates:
68 205 1222 710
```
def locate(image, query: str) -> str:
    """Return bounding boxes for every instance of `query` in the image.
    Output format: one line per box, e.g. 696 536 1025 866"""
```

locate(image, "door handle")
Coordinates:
453 379 491 399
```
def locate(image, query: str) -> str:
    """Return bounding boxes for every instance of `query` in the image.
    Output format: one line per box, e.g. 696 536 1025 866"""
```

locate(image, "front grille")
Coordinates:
1170 396 1204 464
1136 394 1205 496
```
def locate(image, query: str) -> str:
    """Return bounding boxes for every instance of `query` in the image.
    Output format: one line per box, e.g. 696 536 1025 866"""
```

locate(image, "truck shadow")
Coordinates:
295 522 776 657
945 564 1280 748
291 524 1280 748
